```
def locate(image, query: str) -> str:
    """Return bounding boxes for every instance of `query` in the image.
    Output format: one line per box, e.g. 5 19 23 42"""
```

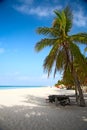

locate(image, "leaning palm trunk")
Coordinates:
70 54 85 106
70 57 85 106
72 70 85 107
63 43 85 107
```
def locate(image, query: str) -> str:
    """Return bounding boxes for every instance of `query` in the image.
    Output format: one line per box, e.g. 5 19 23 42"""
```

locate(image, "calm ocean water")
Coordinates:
0 86 45 90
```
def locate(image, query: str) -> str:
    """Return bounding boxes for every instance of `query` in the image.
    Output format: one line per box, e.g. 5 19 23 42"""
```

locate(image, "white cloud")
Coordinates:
14 4 62 17
30 6 62 17
74 9 87 27
0 48 5 54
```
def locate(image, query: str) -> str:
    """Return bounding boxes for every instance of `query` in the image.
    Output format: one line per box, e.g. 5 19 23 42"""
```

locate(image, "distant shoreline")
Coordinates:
0 85 47 90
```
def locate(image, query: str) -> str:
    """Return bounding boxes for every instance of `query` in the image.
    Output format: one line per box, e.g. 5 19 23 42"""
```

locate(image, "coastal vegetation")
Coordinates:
35 6 87 107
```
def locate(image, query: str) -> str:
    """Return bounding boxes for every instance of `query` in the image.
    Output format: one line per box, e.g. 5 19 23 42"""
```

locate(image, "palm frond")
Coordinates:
64 6 73 34
69 42 87 70
54 7 73 36
36 27 50 35
35 38 56 52
43 43 60 76
54 10 66 35
54 10 62 21
54 47 68 77
70 33 87 44
36 27 60 37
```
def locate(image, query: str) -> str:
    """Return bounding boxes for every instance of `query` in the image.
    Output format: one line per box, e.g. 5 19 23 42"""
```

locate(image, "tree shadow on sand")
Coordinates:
21 94 47 107
0 94 87 130
0 103 87 130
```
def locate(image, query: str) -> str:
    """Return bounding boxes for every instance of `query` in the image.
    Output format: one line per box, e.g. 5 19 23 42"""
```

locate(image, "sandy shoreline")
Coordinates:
0 87 87 130
0 87 75 106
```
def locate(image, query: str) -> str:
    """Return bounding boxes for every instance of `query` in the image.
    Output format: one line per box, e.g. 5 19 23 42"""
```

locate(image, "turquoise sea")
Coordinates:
0 86 45 90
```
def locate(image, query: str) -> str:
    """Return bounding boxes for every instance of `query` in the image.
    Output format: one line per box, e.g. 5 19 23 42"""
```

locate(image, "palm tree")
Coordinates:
35 6 87 106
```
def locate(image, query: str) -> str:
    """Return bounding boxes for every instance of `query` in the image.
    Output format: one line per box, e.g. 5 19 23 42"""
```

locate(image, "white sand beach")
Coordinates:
0 87 87 130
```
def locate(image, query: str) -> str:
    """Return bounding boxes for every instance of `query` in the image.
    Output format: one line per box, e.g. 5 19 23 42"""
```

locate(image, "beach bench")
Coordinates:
46 95 70 106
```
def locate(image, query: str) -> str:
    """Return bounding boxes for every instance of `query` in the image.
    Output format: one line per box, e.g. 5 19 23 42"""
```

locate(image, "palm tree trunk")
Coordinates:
63 43 85 106
72 70 85 107
75 86 78 103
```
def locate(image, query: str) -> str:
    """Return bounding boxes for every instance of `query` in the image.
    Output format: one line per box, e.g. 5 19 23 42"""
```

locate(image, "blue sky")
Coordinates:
0 0 87 86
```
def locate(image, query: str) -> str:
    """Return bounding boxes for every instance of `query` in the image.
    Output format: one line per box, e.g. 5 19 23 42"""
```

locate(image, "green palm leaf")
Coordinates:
43 42 60 76
70 33 87 44
36 27 60 37
35 39 56 52
64 6 73 34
